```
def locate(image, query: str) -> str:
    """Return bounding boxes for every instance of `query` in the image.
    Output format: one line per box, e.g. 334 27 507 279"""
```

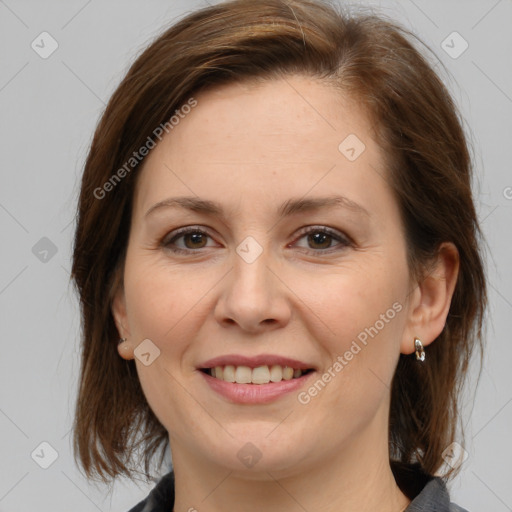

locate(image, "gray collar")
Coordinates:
404 477 468 511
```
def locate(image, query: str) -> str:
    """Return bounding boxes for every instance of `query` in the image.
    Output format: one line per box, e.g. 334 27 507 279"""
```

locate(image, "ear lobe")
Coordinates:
401 242 459 354
112 286 136 360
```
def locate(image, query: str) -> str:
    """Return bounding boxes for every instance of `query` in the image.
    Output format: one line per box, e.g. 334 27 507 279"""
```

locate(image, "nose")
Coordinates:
214 242 292 334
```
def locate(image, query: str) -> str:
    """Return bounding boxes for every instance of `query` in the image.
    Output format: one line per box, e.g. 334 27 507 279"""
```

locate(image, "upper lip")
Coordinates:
199 354 315 370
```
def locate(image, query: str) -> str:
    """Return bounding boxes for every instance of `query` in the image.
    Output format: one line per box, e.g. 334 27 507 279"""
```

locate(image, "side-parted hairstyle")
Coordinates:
71 0 487 484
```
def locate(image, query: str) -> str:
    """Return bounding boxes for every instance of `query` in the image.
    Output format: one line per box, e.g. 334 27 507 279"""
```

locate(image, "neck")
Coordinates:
171 410 411 512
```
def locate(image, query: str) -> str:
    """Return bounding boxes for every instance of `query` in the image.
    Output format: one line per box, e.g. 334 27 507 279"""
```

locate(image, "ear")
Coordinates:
401 242 459 354
111 283 135 360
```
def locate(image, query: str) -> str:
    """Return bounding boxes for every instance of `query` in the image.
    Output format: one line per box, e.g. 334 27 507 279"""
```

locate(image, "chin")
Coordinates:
197 428 315 478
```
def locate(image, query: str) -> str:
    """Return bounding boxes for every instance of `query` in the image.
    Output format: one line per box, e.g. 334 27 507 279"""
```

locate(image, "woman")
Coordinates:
70 0 487 511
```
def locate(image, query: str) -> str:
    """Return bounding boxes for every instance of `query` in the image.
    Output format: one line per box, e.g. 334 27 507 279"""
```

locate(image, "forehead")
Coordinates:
132 75 388 220
177 76 364 157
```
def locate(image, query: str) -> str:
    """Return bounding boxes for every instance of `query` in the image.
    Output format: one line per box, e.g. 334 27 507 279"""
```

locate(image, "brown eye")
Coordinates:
306 231 333 250
293 227 351 253
181 232 208 249
163 227 214 253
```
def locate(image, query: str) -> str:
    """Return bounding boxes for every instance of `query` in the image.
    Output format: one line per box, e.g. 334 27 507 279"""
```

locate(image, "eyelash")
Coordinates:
161 225 352 255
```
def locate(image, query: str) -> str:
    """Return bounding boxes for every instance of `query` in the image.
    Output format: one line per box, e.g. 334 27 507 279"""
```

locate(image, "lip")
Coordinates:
199 369 316 404
199 354 314 371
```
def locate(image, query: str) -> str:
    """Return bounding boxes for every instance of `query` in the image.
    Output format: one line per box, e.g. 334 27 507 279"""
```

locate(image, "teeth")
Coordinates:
282 366 294 380
214 366 223 380
252 366 270 384
223 365 235 383
269 365 282 382
207 364 308 384
235 366 252 384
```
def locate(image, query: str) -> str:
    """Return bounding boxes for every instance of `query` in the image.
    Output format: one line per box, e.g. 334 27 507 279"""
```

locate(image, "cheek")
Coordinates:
292 258 408 414
123 255 202 346
293 265 407 427
123 257 205 429
292 257 407 348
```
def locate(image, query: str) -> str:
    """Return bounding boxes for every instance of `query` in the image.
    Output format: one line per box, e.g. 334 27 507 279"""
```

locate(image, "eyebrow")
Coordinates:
144 195 370 220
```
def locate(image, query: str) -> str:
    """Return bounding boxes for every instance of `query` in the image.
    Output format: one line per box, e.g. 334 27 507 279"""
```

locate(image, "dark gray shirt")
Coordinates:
128 465 469 512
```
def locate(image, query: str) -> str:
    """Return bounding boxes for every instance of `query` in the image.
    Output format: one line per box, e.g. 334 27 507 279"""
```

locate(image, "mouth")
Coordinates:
197 355 317 403
199 365 315 385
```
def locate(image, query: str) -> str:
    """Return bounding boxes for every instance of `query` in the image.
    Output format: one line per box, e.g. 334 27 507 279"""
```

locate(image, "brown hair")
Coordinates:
71 0 487 484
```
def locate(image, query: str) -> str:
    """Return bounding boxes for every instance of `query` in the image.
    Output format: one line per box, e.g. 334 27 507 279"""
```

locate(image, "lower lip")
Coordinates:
199 371 315 404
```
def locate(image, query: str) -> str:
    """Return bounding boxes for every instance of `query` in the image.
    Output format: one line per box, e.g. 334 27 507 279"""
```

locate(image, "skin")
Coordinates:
112 74 459 512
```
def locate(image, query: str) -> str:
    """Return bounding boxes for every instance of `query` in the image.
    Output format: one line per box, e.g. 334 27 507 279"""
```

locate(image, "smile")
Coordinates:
197 354 317 403
200 365 314 384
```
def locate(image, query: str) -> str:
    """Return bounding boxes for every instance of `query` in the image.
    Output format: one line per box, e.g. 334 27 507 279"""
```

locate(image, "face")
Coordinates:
113 75 417 478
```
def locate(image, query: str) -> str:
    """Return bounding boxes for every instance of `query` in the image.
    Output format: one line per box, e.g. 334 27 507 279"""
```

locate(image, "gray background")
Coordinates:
0 0 511 510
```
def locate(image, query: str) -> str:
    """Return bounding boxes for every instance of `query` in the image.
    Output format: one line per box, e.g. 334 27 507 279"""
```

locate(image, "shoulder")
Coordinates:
392 462 470 512
406 477 470 512
127 471 175 512
449 504 469 512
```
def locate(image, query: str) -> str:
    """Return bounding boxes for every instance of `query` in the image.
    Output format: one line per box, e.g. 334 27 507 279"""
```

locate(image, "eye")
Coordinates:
162 227 216 254
292 226 352 253
161 225 352 255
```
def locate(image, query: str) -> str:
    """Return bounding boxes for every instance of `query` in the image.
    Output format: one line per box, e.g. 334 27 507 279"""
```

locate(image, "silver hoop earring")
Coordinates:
414 338 425 362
